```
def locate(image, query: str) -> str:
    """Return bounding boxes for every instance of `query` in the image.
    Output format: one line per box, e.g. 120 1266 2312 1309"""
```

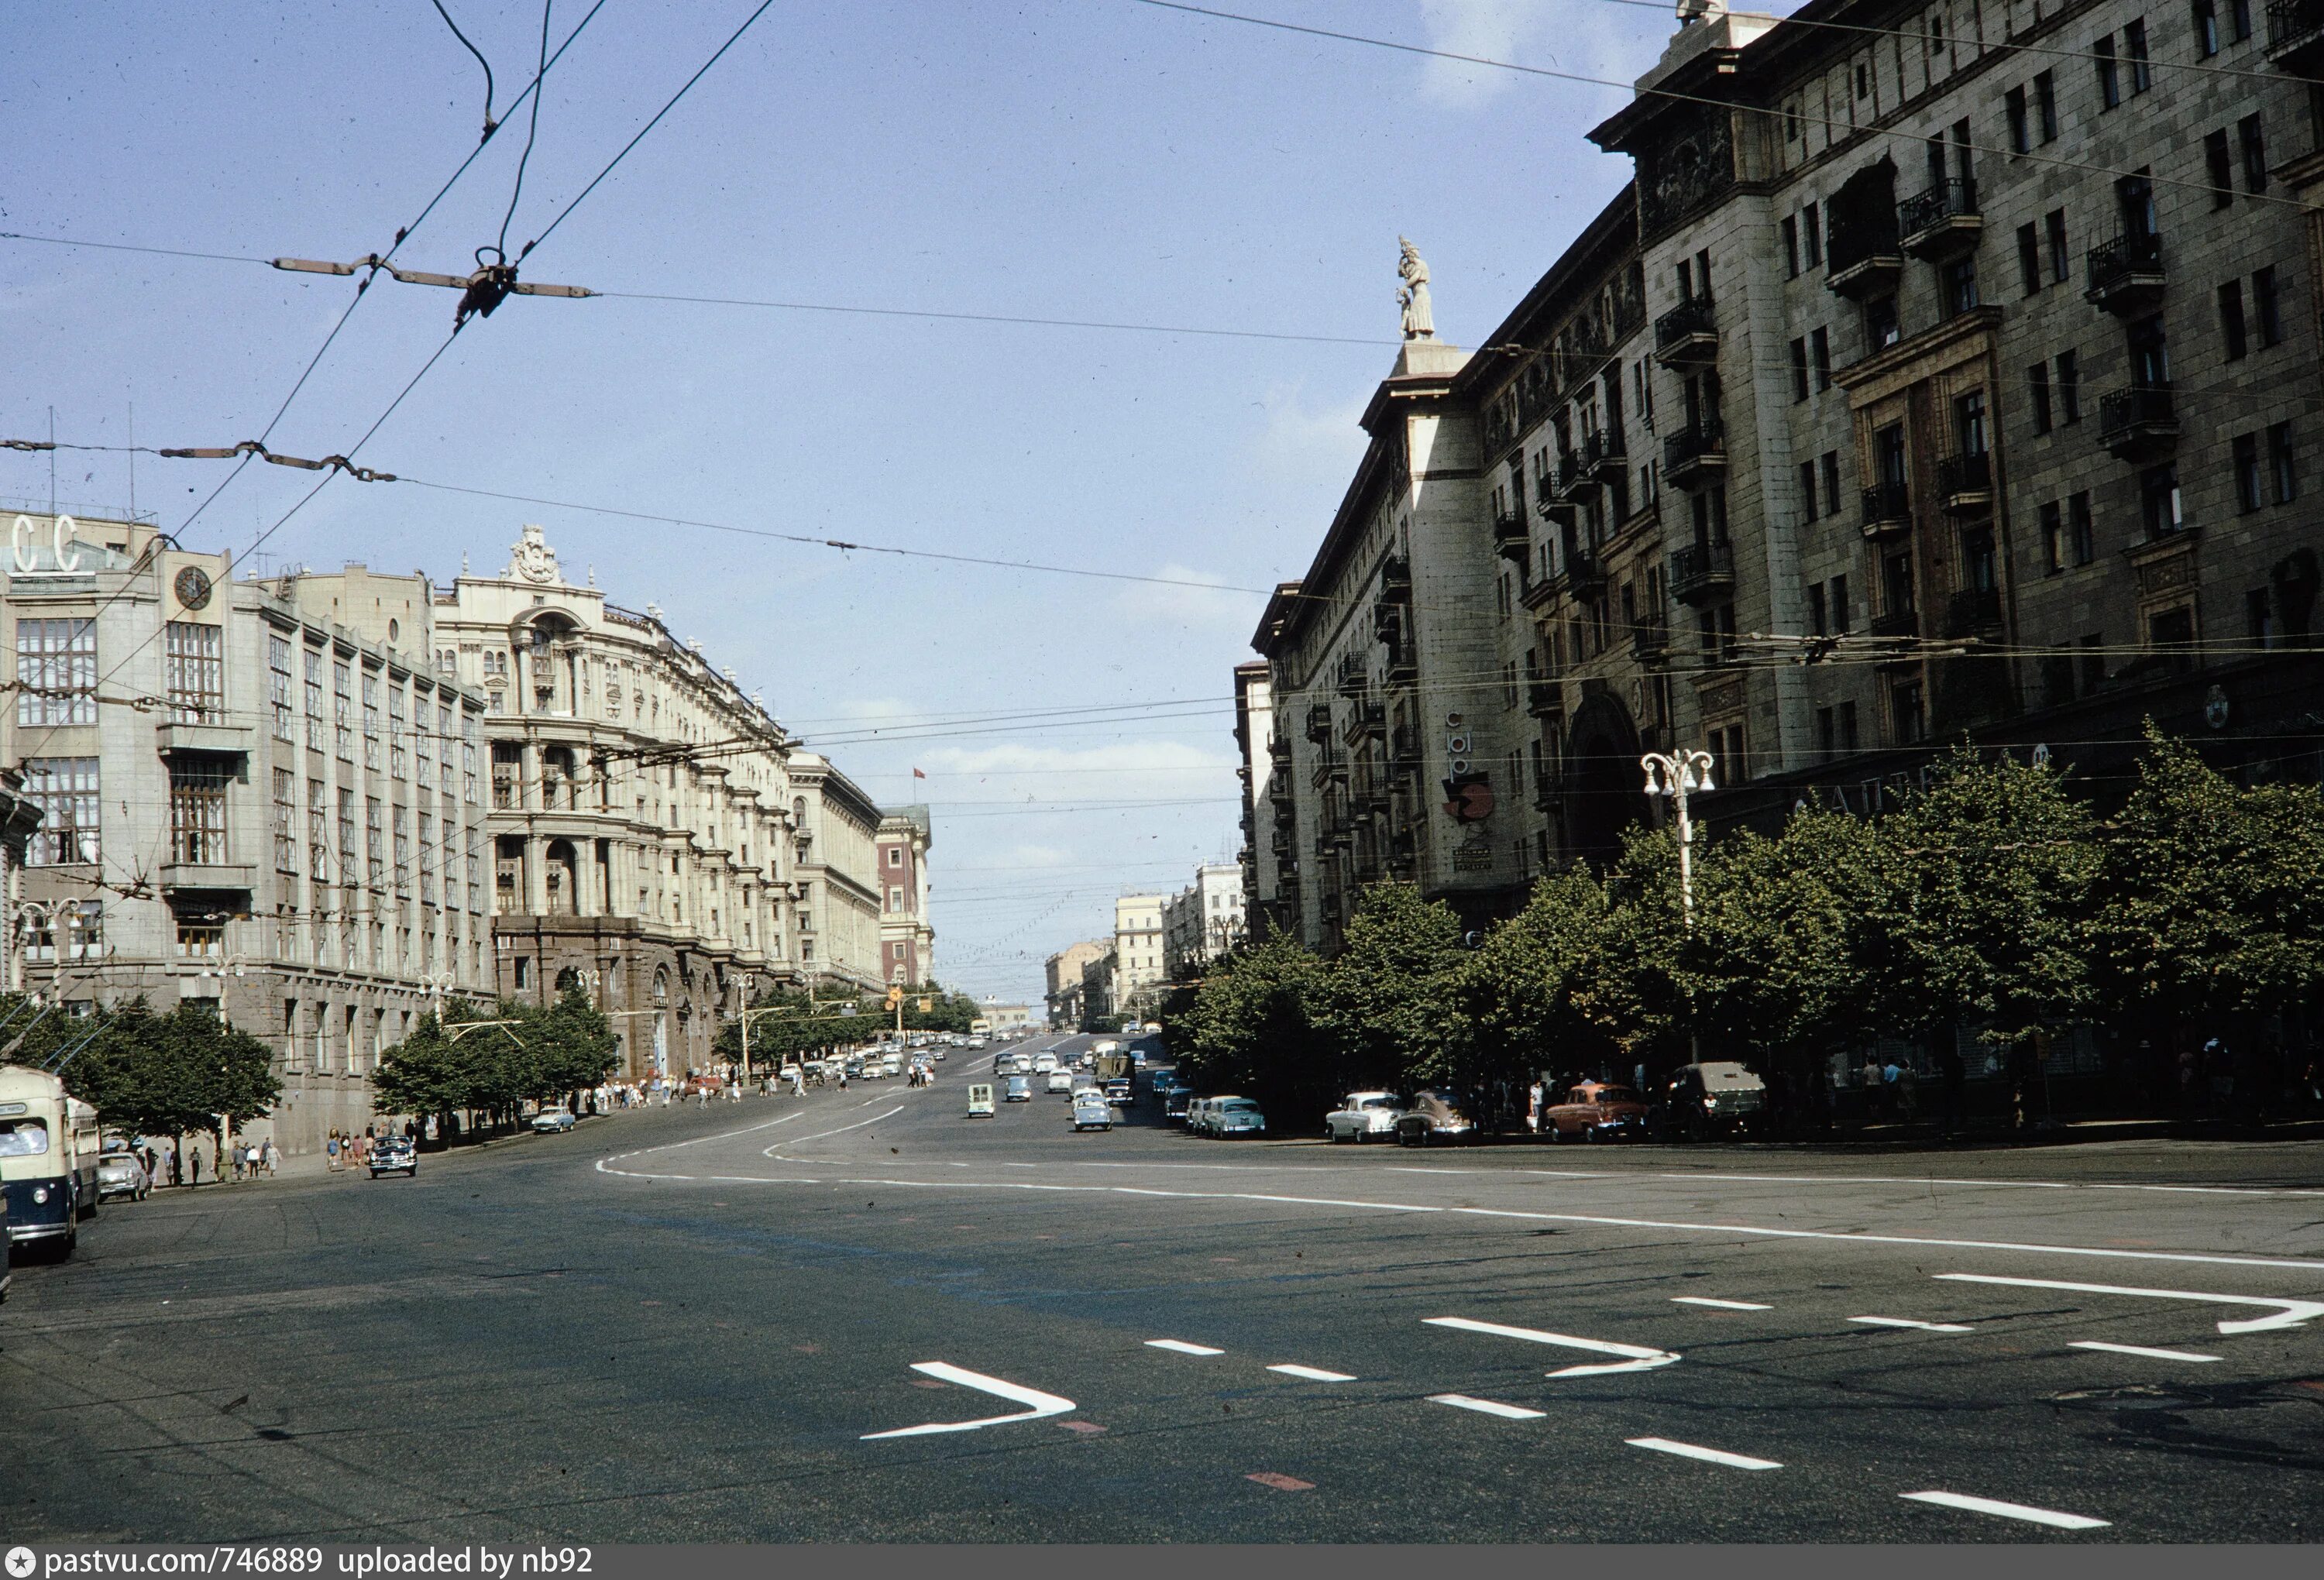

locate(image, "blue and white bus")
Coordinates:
0 1066 101 1260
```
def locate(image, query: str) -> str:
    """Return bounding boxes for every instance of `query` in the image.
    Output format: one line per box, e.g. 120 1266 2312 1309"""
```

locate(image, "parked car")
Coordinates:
1164 1090 1193 1125
1206 1097 1267 1139
95 1152 150 1201
1540 1082 1649 1142
1326 1091 1404 1143
1394 1089 1482 1147
1072 1096 1113 1132
370 1135 419 1176
531 1108 577 1134
1664 1061 1768 1140
1005 1075 1033 1103
1047 1070 1074 1094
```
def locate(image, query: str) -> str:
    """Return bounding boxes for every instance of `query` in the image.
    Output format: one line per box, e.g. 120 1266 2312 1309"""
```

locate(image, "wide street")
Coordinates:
6 1032 2323 1544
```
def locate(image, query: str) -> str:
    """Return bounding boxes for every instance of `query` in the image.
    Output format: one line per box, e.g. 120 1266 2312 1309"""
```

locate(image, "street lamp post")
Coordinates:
1639 748 1717 928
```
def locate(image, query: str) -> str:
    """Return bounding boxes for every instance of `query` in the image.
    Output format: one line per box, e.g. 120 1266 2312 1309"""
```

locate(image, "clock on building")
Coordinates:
173 565 214 611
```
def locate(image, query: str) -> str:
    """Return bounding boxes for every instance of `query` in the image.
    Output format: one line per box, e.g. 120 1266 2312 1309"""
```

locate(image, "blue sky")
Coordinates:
2 0 1680 1002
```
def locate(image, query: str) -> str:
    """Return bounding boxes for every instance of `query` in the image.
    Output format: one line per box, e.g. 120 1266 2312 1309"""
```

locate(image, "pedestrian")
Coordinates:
229 1144 245 1183
189 1147 202 1187
264 1139 280 1176
325 1132 341 1172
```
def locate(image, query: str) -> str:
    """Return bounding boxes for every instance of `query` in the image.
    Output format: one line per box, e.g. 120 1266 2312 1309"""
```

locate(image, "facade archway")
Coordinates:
1562 691 1650 869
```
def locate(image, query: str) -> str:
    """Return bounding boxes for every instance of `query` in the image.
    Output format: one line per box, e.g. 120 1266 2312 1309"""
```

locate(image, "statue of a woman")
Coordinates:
1397 236 1435 341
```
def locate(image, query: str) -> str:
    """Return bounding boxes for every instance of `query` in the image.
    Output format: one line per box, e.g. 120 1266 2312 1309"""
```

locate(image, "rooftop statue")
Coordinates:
1397 237 1435 341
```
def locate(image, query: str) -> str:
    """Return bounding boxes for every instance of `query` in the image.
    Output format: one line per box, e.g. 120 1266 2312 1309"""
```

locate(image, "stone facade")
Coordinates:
786 751 886 994
1111 894 1167 1013
1043 938 1108 1026
1162 863 1246 981
875 804 934 984
5 513 493 1156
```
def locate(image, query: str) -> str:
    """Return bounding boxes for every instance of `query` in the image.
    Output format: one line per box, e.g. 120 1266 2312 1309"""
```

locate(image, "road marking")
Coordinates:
1428 1393 1545 1420
1626 1437 1783 1471
766 1106 906 1153
1426 1315 1680 1376
1146 1339 1225 1355
1246 1472 1315 1491
1267 1364 1356 1382
591 1110 804 1174
1671 1297 1772 1310
1933 1273 2324 1334
1850 1316 1975 1332
861 1362 1076 1439
2068 1341 2223 1362
1899 1491 2109 1530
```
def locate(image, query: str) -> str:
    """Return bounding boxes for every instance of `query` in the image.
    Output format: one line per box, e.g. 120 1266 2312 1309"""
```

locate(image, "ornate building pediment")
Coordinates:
505 523 563 586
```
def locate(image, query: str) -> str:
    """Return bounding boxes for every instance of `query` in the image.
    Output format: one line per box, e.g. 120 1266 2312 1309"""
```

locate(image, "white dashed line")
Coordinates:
1427 1393 1545 1420
1899 1491 2109 1530
1670 1297 1772 1310
1267 1364 1356 1382
2068 1341 2223 1362
1146 1339 1225 1355
1849 1316 1974 1332
1625 1437 1783 1471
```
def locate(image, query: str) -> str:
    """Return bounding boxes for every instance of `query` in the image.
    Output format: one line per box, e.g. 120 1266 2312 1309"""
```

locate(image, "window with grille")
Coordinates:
273 768 298 873
269 636 294 740
23 757 100 864
389 685 407 778
16 619 96 727
168 759 232 864
304 649 324 750
394 806 411 887
308 778 328 878
367 798 385 887
363 671 382 768
334 662 353 760
164 622 225 723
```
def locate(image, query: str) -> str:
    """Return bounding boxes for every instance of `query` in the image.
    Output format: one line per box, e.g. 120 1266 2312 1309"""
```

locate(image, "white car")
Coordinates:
1033 1053 1058 1073
1326 1091 1404 1142
531 1108 577 1133
1047 1070 1074 1094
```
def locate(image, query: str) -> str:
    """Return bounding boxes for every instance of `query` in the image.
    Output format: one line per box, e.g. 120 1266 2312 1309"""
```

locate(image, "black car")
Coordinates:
1102 1078 1133 1106
369 1135 418 1178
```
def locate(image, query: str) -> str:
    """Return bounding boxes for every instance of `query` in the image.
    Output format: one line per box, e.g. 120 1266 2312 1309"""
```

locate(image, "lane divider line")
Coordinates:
1428 1393 1545 1420
765 1105 906 1155
1626 1437 1783 1471
861 1362 1076 1440
2068 1340 2223 1362
1267 1364 1357 1382
1850 1316 1975 1333
1671 1297 1772 1310
1146 1339 1225 1355
1899 1491 2109 1531
1425 1315 1681 1377
1933 1272 2324 1334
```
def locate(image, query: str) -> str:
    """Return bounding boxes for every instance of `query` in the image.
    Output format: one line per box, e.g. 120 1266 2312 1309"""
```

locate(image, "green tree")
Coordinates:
1170 936 1327 1110
1449 867 1621 1093
370 1009 474 1134
524 987 621 1104
1310 883 1465 1093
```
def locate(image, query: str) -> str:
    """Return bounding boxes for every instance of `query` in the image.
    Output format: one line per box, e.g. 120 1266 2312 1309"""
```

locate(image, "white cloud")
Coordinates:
1415 0 1556 107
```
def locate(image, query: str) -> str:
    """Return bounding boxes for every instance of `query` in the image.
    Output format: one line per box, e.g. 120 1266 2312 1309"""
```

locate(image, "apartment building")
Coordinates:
786 750 887 994
1162 863 1246 980
1111 894 1168 1012
5 511 493 1155
875 805 934 985
1253 1 2324 949
1044 938 1109 1026
1232 661 1291 941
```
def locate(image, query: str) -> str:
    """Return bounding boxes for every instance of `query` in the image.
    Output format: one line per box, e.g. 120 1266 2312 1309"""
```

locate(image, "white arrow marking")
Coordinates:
1627 1437 1783 1471
1850 1316 1975 1333
1428 1393 1545 1419
861 1362 1076 1440
1933 1273 2324 1334
1146 1339 1224 1355
1671 1297 1772 1310
1901 1491 2109 1530
2069 1340 2222 1362
1267 1363 1356 1382
1425 1315 1680 1376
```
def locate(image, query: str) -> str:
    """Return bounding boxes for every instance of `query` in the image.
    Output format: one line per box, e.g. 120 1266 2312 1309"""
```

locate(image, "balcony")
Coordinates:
1582 428 1627 482
1652 296 1717 368
1556 546 1608 599
1944 586 2004 637
1662 417 1726 485
1826 220 1903 301
1553 452 1587 498
2267 0 2324 67
1860 480 1913 539
1379 553 1411 594
2099 383 2179 459
1631 620 1670 662
1304 703 1332 744
1897 179 1982 262
1668 541 1735 604
2085 232 2167 316
1388 723 1421 766
1385 642 1418 684
1938 452 1994 514
160 860 256 893
1343 699 1387 741
1869 606 1920 639
154 718 253 757
1525 679 1562 718
1336 652 1370 696
1493 507 1532 568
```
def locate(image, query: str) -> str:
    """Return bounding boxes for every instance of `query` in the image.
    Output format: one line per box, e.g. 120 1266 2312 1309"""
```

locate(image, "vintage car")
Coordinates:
1665 1061 1769 1140
1394 1089 1482 1147
1540 1081 1650 1142
1325 1091 1404 1143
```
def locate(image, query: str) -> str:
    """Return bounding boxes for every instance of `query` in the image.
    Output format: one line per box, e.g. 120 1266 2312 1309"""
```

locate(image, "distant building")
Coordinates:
1112 894 1167 1013
875 805 934 984
1162 863 1246 980
788 752 887 994
1044 938 1109 1026
1233 661 1288 941
979 1001 1033 1031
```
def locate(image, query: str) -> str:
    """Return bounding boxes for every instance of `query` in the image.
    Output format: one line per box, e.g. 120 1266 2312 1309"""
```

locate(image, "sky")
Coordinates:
1 0 1686 1004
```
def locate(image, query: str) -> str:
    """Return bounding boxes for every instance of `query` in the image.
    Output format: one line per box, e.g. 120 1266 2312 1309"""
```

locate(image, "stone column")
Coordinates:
526 836 550 914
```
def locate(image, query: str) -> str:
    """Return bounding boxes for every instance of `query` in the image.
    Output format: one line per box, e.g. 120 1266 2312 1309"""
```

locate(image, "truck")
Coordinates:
1095 1048 1133 1084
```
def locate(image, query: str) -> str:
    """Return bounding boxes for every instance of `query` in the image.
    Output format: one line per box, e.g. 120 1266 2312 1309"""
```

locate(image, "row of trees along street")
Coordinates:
7 998 280 1163
710 983 986 1067
370 988 620 1142
1164 730 2324 1133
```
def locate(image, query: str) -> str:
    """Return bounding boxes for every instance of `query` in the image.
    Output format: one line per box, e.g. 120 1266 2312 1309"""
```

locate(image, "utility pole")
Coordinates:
1639 748 1717 927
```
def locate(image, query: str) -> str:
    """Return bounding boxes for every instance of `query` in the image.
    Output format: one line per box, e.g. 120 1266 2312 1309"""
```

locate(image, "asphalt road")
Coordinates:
6 1029 2323 1543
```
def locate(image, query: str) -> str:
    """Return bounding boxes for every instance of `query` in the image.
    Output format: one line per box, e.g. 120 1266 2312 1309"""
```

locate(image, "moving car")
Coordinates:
1047 1070 1074 1094
1540 1081 1649 1142
1395 1089 1482 1147
1164 1090 1192 1125
1005 1075 1033 1103
370 1135 418 1176
1326 1091 1404 1143
1033 1052 1058 1073
1663 1061 1768 1140
531 1108 577 1134
1102 1078 1132 1107
1072 1095 1113 1132
95 1151 150 1201
967 1084 996 1117
1205 1097 1267 1139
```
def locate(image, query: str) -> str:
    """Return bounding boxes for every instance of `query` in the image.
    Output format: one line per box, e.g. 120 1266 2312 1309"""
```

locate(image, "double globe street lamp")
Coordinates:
1639 748 1717 928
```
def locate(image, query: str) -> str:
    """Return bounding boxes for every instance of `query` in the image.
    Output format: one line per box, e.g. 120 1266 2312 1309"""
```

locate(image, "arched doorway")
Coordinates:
1562 691 1650 868
545 840 579 915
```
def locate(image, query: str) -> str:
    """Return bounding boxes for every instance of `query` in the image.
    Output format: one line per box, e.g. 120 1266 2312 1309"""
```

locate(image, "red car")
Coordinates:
1540 1081 1649 1142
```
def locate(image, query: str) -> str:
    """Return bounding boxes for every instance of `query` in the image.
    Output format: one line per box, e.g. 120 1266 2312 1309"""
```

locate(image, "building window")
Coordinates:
1810 327 1831 390
1783 215 1800 276
1865 294 1900 350
168 758 231 864
2029 362 2054 434
2248 587 2278 648
2045 209 2069 284
2254 266 2284 345
2240 113 2267 191
1803 204 1822 267
2040 500 2065 570
2034 70 2058 141
2219 280 2248 359
2269 421 2298 502
2149 605 2197 668
2095 35 2120 110
2068 491 2095 565
273 767 297 874
1789 338 1810 401
23 757 99 865
2055 350 2081 423
2195 0 2219 56
1820 451 1841 516
2206 129 2234 207
368 798 385 887
1889 678 1927 745
303 647 323 750
334 661 353 760
2234 433 2264 511
175 913 224 961
2125 19 2151 93
389 685 407 779
2017 223 2042 296
163 622 224 723
16 618 96 726
2140 463 2184 537
2005 86 2030 155
1799 459 1819 522
1807 581 1827 635
1828 573 1850 633
1941 257 1978 316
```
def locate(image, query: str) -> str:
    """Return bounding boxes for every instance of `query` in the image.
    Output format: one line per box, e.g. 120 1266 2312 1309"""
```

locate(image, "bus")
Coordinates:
0 1065 101 1261
970 1018 992 1036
